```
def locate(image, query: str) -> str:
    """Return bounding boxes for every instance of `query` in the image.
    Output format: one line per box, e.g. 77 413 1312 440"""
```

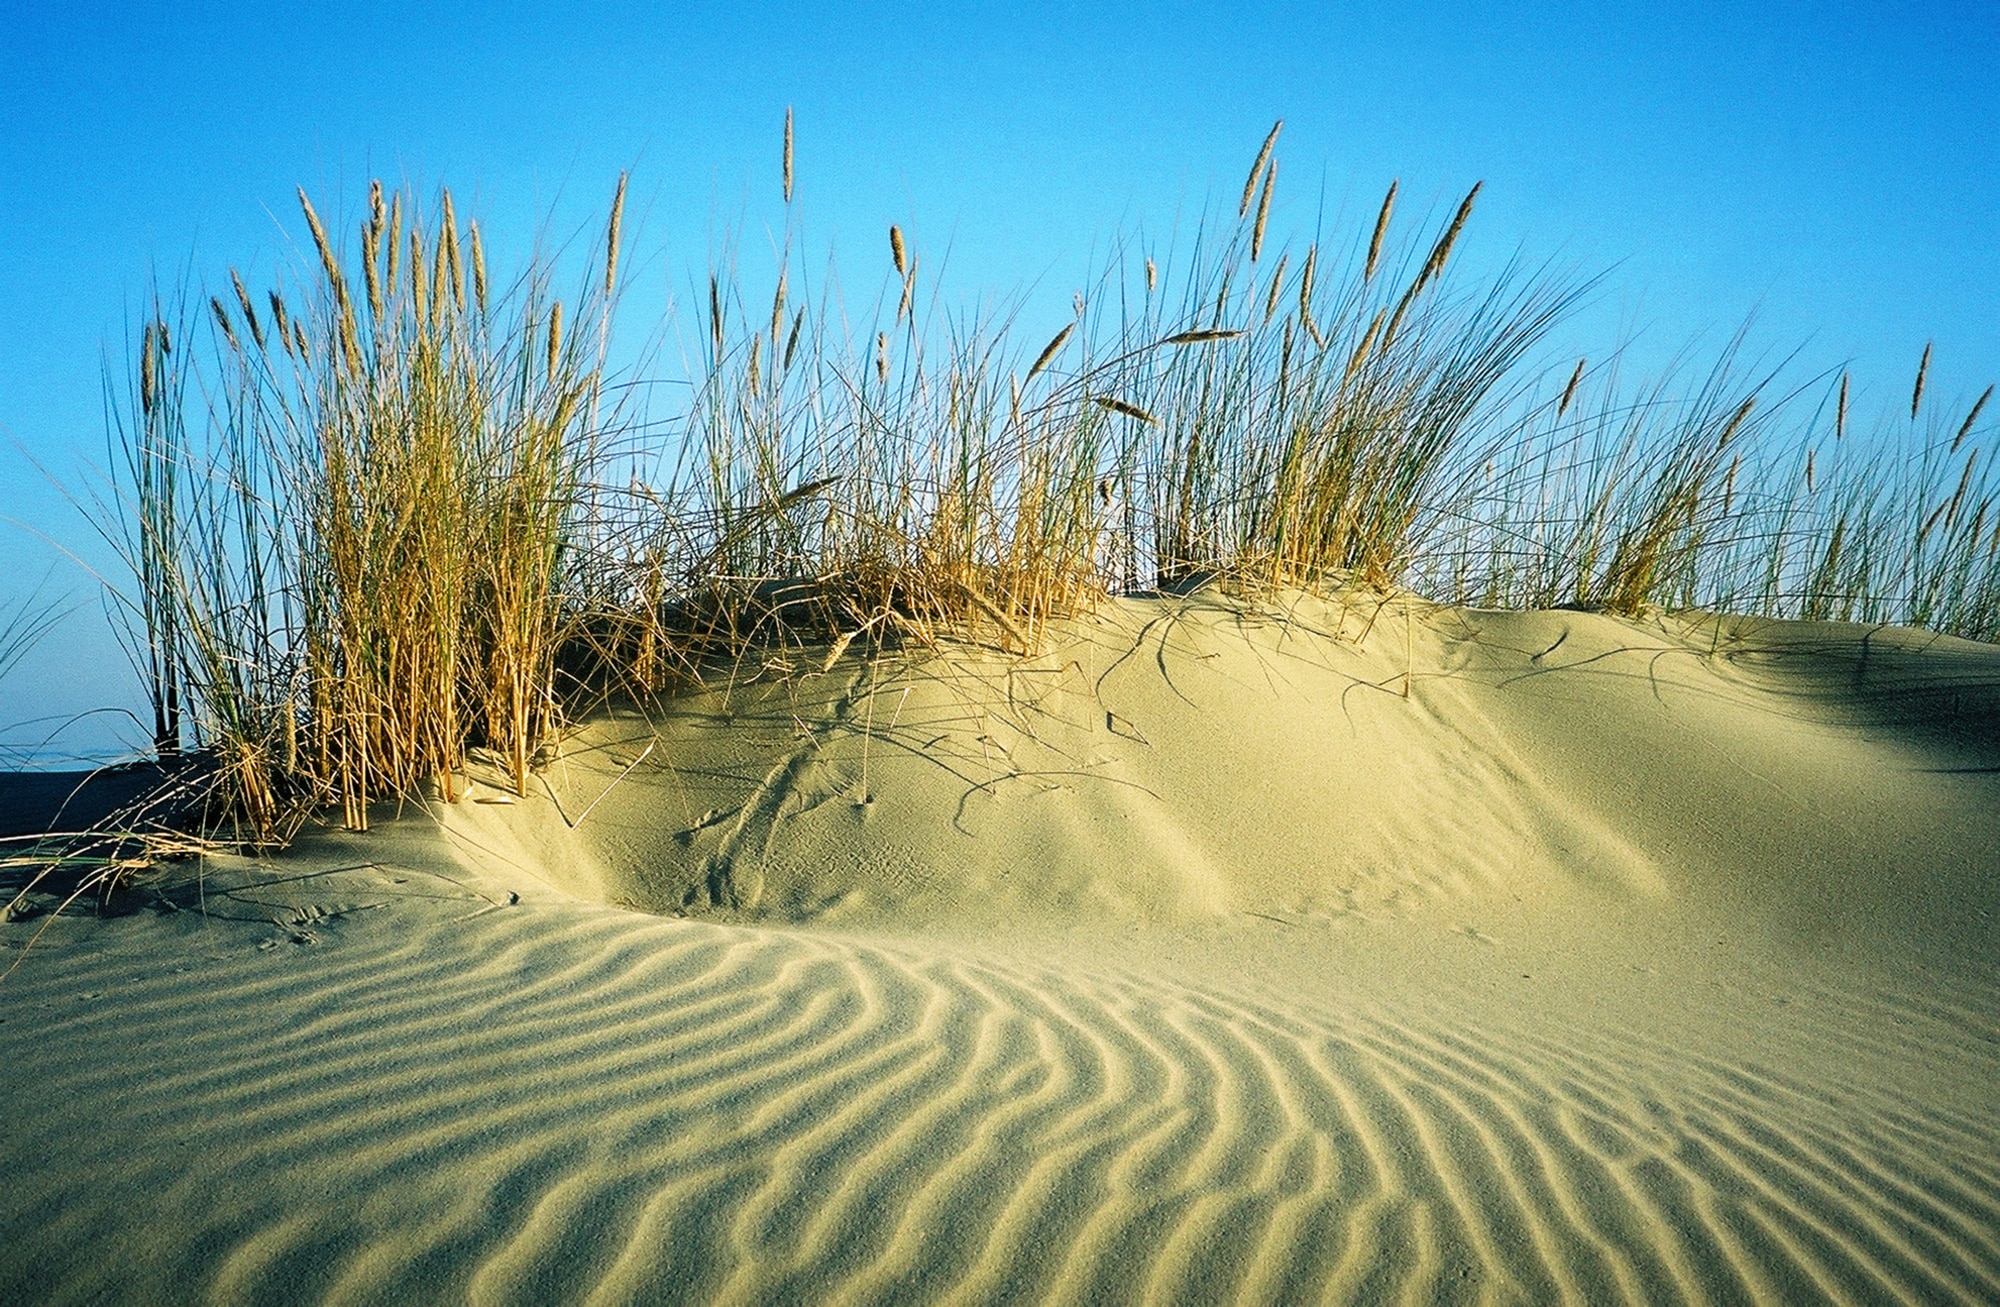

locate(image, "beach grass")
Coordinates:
90 120 1999 839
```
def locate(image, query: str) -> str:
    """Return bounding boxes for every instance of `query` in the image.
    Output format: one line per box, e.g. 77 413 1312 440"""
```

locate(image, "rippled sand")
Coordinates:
4 593 1997 1304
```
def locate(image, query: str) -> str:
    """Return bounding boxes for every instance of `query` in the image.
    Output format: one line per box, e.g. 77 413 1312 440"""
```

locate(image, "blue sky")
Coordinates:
3 1 1996 759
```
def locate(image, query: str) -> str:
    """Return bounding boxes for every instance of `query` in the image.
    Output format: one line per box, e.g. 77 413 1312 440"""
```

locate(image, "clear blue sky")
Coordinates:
3 1 1996 760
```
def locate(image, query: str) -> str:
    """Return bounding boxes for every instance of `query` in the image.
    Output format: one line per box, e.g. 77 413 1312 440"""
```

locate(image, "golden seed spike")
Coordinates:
1145 258 1156 294
442 190 464 312
1366 180 1398 281
140 321 157 417
770 268 787 346
1092 395 1159 424
1954 384 1993 451
1263 253 1288 322
889 225 907 278
605 172 627 300
298 188 350 315
1297 245 1316 320
783 107 795 204
231 269 265 351
210 296 241 352
469 222 488 315
362 208 383 325
1240 119 1282 218
784 307 804 371
1717 396 1755 449
1912 340 1933 419
410 228 428 329
386 192 403 289
1419 180 1483 290
1836 371 1849 440
548 300 563 377
1558 357 1586 417
710 275 723 361
1251 159 1276 262
1027 324 1073 381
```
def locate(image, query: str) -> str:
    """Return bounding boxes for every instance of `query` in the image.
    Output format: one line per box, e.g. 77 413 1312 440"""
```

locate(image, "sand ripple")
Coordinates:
3 904 1997 1305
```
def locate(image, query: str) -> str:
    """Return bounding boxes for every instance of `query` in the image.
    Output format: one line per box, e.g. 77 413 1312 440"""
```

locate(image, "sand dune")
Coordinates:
4 590 1998 1304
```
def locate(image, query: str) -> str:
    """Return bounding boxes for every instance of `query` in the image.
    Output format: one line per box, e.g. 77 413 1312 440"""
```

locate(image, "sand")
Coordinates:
3 588 1997 1305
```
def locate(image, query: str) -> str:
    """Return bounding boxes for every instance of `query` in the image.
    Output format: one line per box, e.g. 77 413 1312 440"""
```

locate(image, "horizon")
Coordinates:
4 1 1997 764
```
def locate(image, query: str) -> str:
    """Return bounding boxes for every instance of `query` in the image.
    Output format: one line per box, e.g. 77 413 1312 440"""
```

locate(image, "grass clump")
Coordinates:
88 119 1999 844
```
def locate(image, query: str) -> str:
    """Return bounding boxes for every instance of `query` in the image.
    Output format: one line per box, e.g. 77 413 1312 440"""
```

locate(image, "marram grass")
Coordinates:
97 121 2000 844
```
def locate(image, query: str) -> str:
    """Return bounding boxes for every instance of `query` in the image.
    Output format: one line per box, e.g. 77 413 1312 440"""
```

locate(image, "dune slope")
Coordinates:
4 590 1997 1306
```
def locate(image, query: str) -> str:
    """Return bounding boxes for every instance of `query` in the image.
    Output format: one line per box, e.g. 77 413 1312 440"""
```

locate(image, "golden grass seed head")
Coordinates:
548 300 563 377
784 307 804 371
362 210 384 324
770 268 788 345
1366 179 1398 281
1559 357 1586 417
433 222 452 322
140 321 157 416
1717 395 1755 449
442 190 465 312
298 188 351 316
469 222 488 315
1297 245 1316 319
1263 253 1289 322
709 275 724 361
1239 118 1282 218
876 331 889 386
1912 340 1933 419
409 228 429 329
1092 395 1159 424
1952 383 1992 452
889 224 907 278
1145 257 1157 294
1836 371 1849 440
1027 323 1073 380
1162 328 1244 345
1251 158 1276 262
210 296 242 353
604 172 627 301
1947 447 1979 528
231 269 265 351
783 107 795 204
386 192 403 289
1420 180 1482 289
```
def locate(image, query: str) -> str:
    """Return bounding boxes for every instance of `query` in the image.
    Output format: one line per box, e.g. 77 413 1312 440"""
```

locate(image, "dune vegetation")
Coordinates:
81 118 2000 846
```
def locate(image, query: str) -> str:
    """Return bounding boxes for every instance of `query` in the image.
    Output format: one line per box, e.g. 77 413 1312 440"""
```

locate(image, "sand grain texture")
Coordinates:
4 593 1997 1305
